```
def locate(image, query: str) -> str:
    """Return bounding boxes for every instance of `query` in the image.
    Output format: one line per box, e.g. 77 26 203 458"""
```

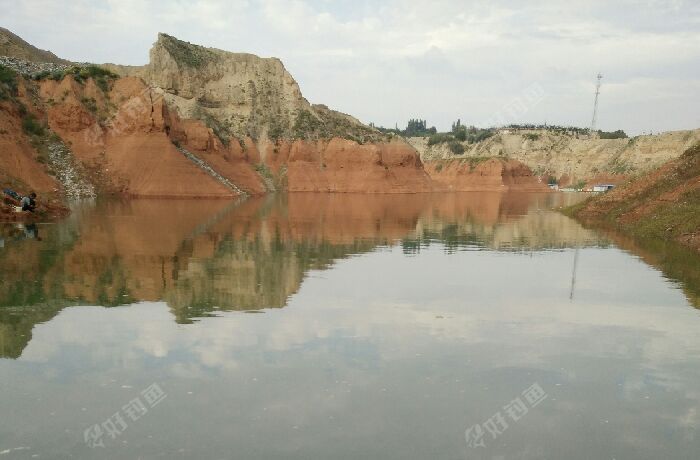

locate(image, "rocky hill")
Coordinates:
1 30 549 206
0 27 69 65
566 143 700 252
410 129 700 187
105 33 384 146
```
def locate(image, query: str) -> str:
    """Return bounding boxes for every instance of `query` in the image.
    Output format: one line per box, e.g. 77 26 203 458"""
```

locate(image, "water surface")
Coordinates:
0 192 698 459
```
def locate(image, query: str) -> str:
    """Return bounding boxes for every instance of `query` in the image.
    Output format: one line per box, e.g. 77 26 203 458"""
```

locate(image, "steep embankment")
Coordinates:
1 32 444 200
104 33 433 194
0 30 564 204
410 129 700 186
566 143 700 252
424 158 548 192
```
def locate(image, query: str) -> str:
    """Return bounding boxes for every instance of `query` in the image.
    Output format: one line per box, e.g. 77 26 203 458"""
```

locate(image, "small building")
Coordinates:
592 184 615 192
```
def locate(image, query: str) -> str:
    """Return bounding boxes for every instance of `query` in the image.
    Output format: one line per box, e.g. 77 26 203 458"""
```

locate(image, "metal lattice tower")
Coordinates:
590 73 603 134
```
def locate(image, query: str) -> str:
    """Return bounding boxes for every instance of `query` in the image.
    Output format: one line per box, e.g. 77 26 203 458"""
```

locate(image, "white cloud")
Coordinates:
1 0 698 134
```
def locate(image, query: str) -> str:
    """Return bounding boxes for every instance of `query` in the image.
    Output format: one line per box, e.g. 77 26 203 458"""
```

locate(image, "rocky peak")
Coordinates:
141 33 311 142
123 33 382 144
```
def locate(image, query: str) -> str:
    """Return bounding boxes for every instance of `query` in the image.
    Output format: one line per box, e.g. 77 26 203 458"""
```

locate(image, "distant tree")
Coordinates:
402 118 437 137
427 133 454 146
597 129 628 139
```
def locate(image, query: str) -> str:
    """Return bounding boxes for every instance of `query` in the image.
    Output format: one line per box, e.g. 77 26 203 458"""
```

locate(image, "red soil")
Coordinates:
2 73 552 202
424 158 549 192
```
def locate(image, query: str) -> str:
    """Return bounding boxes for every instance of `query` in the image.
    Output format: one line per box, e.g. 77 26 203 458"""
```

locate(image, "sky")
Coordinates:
2 0 699 135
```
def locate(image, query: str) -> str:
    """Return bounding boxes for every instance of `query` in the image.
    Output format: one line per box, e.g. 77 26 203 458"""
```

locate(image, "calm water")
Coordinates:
0 193 699 460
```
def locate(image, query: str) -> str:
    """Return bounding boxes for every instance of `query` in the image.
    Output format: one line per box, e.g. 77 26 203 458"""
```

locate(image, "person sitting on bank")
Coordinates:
20 192 37 212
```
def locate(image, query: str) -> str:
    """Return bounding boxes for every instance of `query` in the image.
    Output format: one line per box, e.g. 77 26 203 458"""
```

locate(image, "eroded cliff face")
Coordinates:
424 158 548 192
105 34 383 146
409 129 700 186
1 71 443 198
0 96 58 193
1 31 553 201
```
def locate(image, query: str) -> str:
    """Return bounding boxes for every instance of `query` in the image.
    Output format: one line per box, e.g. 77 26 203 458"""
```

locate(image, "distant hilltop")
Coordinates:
0 27 695 207
0 27 69 65
3 29 546 203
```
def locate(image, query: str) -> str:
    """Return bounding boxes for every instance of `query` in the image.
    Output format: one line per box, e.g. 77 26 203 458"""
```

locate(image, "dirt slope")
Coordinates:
410 129 700 186
567 143 700 251
0 29 575 202
424 158 548 192
0 27 69 64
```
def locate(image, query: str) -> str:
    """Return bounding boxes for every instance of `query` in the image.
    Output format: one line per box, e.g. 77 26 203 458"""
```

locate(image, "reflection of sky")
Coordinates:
1 243 699 459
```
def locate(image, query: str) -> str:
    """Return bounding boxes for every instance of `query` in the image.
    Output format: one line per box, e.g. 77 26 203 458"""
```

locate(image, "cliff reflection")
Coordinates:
1 192 602 357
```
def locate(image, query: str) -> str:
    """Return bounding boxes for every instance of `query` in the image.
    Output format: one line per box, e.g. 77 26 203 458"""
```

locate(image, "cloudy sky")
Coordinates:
2 0 699 135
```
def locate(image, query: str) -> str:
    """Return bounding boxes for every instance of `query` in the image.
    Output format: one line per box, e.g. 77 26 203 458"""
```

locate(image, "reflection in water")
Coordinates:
2 192 699 359
1 193 699 460
0 193 598 326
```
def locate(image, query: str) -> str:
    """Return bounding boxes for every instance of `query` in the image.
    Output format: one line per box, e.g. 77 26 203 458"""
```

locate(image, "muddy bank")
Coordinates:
0 196 69 222
564 143 700 252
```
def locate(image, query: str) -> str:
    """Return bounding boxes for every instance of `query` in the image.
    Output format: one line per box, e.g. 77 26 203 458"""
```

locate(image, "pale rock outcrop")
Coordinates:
410 129 700 185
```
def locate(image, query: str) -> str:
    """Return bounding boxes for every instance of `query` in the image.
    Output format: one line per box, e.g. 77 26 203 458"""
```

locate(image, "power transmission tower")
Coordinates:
590 73 603 134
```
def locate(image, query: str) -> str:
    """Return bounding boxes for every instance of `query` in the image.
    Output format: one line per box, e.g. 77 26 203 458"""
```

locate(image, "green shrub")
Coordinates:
95 77 110 92
268 120 286 141
22 114 45 136
427 133 453 146
81 97 98 114
472 130 494 143
598 129 628 139
50 70 65 81
523 133 540 141
0 64 17 100
200 113 231 145
448 141 465 155
293 110 324 139
34 65 117 92
255 163 273 180
159 33 215 68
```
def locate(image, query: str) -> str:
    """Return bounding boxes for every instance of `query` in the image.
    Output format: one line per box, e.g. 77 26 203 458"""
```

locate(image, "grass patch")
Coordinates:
81 97 98 114
0 64 18 100
159 33 215 68
22 114 45 136
427 133 453 146
254 163 273 180
464 156 491 171
292 109 324 140
631 188 700 240
33 65 118 93
201 113 231 146
448 141 465 155
564 143 700 246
